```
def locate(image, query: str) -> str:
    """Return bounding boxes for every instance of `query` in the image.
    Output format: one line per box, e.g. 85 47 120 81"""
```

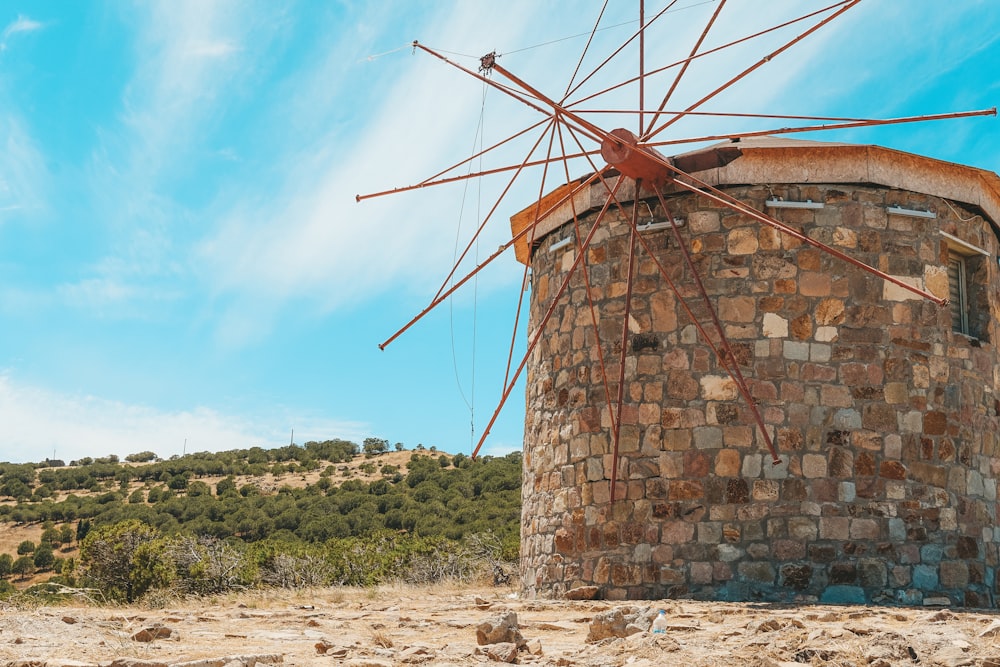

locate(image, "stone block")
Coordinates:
858 559 888 588
728 227 758 255
939 561 969 589
719 295 756 322
690 560 713 584
912 564 938 590
820 585 866 604
802 453 827 478
820 517 849 540
693 426 723 449
762 312 788 338
788 517 818 541
800 271 832 296
700 375 738 401
707 445 738 475
783 341 810 361
849 518 880 540
738 561 776 584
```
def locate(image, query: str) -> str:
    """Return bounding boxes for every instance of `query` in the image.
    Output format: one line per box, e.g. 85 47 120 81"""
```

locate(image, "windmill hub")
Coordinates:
599 127 673 187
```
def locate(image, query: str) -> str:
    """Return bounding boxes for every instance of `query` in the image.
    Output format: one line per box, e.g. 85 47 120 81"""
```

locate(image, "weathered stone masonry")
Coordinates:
512 137 1000 606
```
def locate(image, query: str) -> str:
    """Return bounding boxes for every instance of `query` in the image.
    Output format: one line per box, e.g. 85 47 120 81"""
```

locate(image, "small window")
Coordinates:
947 252 969 335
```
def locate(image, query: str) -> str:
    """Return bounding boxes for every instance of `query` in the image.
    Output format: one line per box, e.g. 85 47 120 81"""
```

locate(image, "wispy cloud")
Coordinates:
1 14 43 50
0 116 48 224
0 372 369 464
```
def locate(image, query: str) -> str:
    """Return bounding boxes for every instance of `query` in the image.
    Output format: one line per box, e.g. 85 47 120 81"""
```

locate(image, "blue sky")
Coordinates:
0 1 997 464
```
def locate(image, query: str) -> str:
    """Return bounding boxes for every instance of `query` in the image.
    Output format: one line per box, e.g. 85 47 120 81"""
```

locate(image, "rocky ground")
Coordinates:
1 583 999 667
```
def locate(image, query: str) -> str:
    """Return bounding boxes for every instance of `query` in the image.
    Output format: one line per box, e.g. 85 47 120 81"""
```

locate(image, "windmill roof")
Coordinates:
509 135 1000 264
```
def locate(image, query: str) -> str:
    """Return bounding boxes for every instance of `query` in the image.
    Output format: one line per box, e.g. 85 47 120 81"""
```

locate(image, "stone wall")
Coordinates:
520 181 1000 606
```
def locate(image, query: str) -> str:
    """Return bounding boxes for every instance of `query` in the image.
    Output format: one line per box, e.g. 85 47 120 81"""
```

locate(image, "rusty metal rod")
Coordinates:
432 119 558 304
642 149 950 305
609 191 642 501
378 166 603 351
471 179 627 459
643 0 862 141
568 0 854 110
644 0 728 137
653 188 781 464
562 1 680 104
563 121 781 465
643 108 999 150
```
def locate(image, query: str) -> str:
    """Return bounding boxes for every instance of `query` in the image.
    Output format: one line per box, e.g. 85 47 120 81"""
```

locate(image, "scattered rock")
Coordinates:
61 616 78 624
315 639 334 654
535 621 575 631
476 611 526 647
131 625 173 642
475 596 493 609
485 641 519 663
746 618 800 633
979 620 1000 638
931 646 973 667
108 660 168 667
343 660 393 667
399 645 434 663
525 638 543 656
565 586 600 601
586 606 649 642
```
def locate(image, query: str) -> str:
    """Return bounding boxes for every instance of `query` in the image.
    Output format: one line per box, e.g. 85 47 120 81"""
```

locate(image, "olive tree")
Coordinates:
79 519 173 602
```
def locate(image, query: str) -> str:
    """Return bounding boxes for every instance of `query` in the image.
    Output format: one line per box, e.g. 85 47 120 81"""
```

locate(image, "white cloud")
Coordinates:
1 14 43 50
0 116 48 223
0 373 368 464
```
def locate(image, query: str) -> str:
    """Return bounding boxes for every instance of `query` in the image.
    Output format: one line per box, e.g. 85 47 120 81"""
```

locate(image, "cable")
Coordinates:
450 80 488 451
385 0 720 65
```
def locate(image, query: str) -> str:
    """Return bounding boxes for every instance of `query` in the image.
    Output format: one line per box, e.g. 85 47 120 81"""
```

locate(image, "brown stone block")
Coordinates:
861 403 896 432
715 449 740 477
758 296 784 312
940 561 969 588
790 314 813 340
752 479 779 502
725 478 750 504
855 451 876 477
775 278 797 293
815 298 846 325
738 561 776 584
662 520 695 544
828 447 854 478
800 271 832 296
880 460 907 480
667 370 699 400
923 411 947 436
684 450 710 477
938 438 956 462
662 429 691 451
669 480 704 501
909 461 947 488
783 478 808 501
554 528 575 554
773 539 806 560
802 363 837 382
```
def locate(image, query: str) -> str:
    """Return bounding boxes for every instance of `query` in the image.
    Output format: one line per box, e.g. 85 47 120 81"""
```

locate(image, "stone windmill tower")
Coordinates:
357 5 998 607
511 135 1000 606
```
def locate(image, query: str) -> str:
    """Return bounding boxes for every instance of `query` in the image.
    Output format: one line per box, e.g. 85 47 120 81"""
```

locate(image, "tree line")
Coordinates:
0 441 522 602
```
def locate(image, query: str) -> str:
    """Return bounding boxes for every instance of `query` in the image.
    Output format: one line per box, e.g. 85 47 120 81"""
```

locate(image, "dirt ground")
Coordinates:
2 582 999 667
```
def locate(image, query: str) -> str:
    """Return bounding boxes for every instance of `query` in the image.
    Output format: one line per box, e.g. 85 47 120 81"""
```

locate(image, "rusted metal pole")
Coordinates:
644 0 862 141
568 0 855 109
644 0 728 138
472 179 627 459
609 190 642 501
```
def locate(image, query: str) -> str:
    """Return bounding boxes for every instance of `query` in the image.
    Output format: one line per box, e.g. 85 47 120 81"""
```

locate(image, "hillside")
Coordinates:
0 440 522 598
